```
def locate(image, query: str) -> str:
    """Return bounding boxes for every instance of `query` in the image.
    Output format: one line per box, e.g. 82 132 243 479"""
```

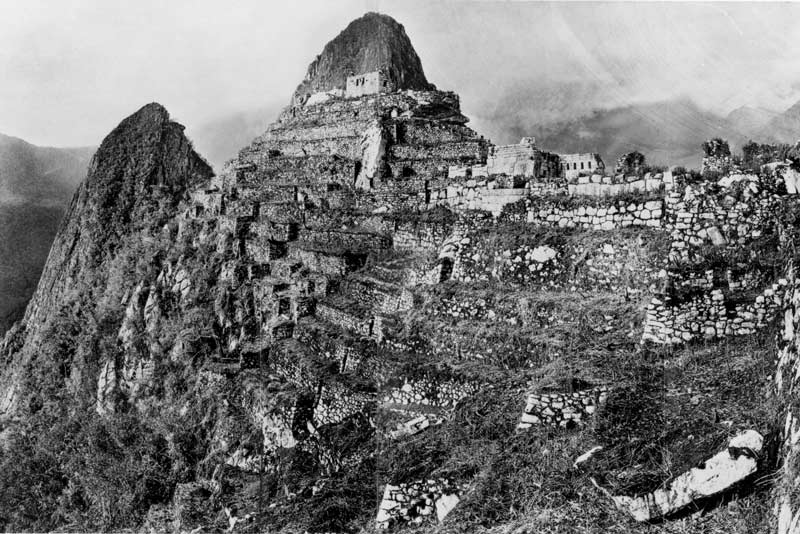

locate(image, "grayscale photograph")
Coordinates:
0 1 799 532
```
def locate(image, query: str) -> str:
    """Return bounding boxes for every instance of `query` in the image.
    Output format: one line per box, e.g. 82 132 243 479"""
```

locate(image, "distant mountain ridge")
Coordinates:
726 106 779 136
0 133 93 332
532 99 742 168
473 91 800 168
757 100 800 144
0 133 92 205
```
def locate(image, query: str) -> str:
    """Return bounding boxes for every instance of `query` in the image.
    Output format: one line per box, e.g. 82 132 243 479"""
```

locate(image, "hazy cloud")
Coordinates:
2 1 800 147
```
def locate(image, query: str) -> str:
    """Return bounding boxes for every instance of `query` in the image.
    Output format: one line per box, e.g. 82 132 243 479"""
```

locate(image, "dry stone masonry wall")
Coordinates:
640 178 797 344
774 271 800 534
642 281 788 344
517 386 609 430
508 198 665 230
376 479 465 529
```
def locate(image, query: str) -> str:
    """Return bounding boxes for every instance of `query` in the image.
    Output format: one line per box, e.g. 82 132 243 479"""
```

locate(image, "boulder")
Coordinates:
784 168 800 195
611 430 763 522
355 120 386 190
706 226 726 246
435 493 460 521
530 245 557 263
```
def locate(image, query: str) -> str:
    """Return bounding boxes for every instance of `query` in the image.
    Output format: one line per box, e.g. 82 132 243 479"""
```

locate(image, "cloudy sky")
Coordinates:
2 0 800 147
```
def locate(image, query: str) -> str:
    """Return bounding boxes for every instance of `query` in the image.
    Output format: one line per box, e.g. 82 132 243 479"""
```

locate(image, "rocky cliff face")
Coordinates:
1 103 212 417
0 12 796 534
291 12 433 105
23 103 212 333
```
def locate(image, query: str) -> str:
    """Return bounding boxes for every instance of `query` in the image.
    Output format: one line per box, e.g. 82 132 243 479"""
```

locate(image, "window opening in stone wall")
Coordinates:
278 297 290 317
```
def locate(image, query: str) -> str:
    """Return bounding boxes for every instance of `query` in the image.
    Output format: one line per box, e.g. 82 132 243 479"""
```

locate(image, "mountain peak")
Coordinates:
107 103 172 139
291 12 433 104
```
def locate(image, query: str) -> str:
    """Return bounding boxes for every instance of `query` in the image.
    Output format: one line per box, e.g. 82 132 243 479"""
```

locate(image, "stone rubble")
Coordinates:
517 386 610 430
376 478 466 529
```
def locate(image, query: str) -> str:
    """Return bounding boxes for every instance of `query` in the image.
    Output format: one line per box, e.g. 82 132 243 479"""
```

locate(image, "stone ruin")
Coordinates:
10 10 800 534
560 152 605 180
376 478 465 529
701 137 733 175
345 68 396 98
517 385 609 429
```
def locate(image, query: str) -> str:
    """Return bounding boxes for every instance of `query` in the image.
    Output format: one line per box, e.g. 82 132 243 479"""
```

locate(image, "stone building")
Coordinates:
486 137 561 179
560 153 605 179
346 69 396 98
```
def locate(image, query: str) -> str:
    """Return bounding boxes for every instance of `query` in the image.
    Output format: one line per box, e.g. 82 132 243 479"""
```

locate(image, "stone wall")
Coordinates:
486 137 560 179
505 198 664 230
642 281 787 344
639 180 794 344
376 479 464 529
775 272 800 534
381 377 478 411
450 238 562 287
316 301 375 338
560 152 605 179
313 383 373 428
430 180 565 216
663 183 781 262
393 219 453 253
440 226 663 293
345 70 394 98
567 171 673 196
517 385 609 429
340 276 414 314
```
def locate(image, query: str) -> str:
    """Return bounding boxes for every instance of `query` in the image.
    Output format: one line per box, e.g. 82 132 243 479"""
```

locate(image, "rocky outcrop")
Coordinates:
291 12 433 106
24 103 212 340
0 103 213 418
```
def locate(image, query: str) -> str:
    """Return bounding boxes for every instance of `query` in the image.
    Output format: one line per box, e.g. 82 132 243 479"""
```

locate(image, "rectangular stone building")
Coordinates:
486 137 560 179
346 70 395 98
560 153 605 180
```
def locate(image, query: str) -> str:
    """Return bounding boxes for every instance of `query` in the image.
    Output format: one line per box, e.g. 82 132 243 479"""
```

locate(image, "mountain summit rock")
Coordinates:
291 12 433 105
23 103 212 332
0 102 212 420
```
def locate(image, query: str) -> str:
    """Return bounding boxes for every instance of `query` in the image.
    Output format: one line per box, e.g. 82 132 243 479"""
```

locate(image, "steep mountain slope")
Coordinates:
758 100 800 143
727 105 779 136
0 103 213 531
22 103 213 337
0 134 93 332
0 133 91 205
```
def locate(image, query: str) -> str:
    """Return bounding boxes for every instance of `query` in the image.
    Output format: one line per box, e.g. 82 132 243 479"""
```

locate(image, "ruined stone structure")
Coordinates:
485 137 561 179
3 11 800 534
560 152 605 179
517 385 609 429
345 69 395 98
701 137 734 174
376 479 464 529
